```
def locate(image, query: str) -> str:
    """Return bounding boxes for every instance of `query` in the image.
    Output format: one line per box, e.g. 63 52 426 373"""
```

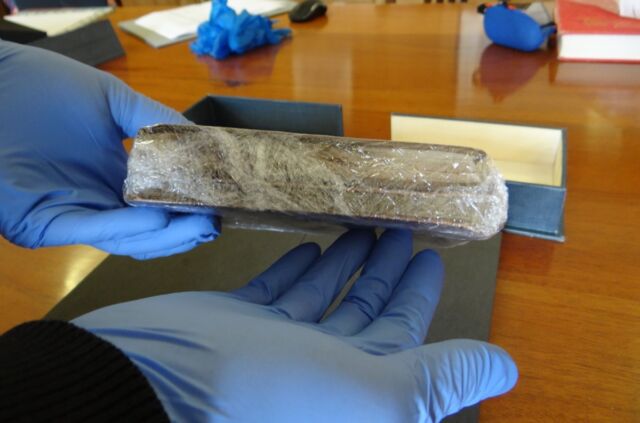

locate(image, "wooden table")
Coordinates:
1 4 639 421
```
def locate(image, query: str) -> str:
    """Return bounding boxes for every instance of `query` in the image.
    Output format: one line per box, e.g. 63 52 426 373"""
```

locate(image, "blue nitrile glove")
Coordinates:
74 229 518 422
483 3 556 52
191 0 291 60
0 41 219 259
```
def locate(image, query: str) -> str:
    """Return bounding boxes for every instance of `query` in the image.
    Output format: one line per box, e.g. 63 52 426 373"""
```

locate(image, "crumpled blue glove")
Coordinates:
74 229 518 422
483 3 556 52
191 0 291 60
0 41 219 259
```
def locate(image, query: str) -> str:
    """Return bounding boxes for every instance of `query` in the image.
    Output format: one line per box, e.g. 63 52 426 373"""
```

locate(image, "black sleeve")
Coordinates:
0 320 169 422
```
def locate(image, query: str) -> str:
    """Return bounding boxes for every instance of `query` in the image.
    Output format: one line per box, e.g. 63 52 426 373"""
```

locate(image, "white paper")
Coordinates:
619 0 640 18
5 7 113 36
524 2 553 26
134 0 296 41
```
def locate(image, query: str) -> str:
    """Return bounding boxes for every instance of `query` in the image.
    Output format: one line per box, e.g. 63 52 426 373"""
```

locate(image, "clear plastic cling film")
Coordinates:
124 125 508 245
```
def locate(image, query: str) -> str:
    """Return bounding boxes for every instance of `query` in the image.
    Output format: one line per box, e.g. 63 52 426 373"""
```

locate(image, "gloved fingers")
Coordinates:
104 75 190 139
319 229 413 336
94 214 219 258
40 207 170 247
396 339 518 421
271 229 376 322
231 242 321 304
131 239 203 260
352 249 443 353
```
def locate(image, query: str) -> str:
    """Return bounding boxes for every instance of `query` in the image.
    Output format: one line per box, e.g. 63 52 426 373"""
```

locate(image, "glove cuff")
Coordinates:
0 320 169 422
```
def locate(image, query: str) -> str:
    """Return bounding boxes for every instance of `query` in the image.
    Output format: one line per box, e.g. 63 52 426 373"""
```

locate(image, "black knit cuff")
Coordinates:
0 320 169 422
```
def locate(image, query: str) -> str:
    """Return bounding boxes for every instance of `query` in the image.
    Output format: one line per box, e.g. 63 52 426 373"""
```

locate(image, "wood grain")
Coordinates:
0 237 106 333
1 4 638 421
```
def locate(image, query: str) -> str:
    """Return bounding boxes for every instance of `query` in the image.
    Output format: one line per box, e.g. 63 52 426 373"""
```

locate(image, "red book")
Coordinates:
556 0 640 62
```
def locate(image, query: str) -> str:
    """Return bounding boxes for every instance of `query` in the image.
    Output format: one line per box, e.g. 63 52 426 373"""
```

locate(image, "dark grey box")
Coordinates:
0 18 47 43
30 19 124 67
391 114 567 242
505 173 566 241
184 95 344 136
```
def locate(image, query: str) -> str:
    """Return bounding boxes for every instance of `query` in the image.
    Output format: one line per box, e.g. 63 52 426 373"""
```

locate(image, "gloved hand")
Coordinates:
0 41 219 259
74 229 518 422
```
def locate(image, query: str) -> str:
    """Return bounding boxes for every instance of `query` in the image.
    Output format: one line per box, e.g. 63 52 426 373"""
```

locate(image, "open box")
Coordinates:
391 114 566 241
184 95 344 136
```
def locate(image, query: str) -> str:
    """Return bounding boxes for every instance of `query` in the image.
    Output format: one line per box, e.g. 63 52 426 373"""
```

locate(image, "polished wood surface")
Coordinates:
1 4 638 421
0 239 107 332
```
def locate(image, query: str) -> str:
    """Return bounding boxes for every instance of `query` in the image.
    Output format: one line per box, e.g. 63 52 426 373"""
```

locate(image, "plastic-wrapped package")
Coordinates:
124 125 508 243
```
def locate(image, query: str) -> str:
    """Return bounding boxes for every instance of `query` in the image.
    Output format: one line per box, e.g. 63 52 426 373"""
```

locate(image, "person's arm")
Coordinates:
0 321 169 422
0 41 218 259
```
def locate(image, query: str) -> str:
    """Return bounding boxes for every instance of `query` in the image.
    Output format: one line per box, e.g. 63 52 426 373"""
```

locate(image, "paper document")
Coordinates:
134 0 296 41
5 7 113 36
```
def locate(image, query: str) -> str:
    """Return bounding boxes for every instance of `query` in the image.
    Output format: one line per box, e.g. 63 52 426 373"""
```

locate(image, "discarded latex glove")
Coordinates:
480 2 556 52
191 0 291 60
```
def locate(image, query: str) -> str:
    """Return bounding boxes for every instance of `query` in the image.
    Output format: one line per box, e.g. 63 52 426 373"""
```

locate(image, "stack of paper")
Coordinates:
5 7 113 37
134 2 211 41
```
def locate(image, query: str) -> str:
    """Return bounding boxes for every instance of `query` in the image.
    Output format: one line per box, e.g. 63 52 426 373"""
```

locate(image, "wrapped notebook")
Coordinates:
124 125 508 243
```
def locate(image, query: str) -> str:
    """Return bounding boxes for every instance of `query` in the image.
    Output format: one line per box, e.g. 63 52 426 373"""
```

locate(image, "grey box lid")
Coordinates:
30 19 124 67
47 229 502 423
184 95 344 136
